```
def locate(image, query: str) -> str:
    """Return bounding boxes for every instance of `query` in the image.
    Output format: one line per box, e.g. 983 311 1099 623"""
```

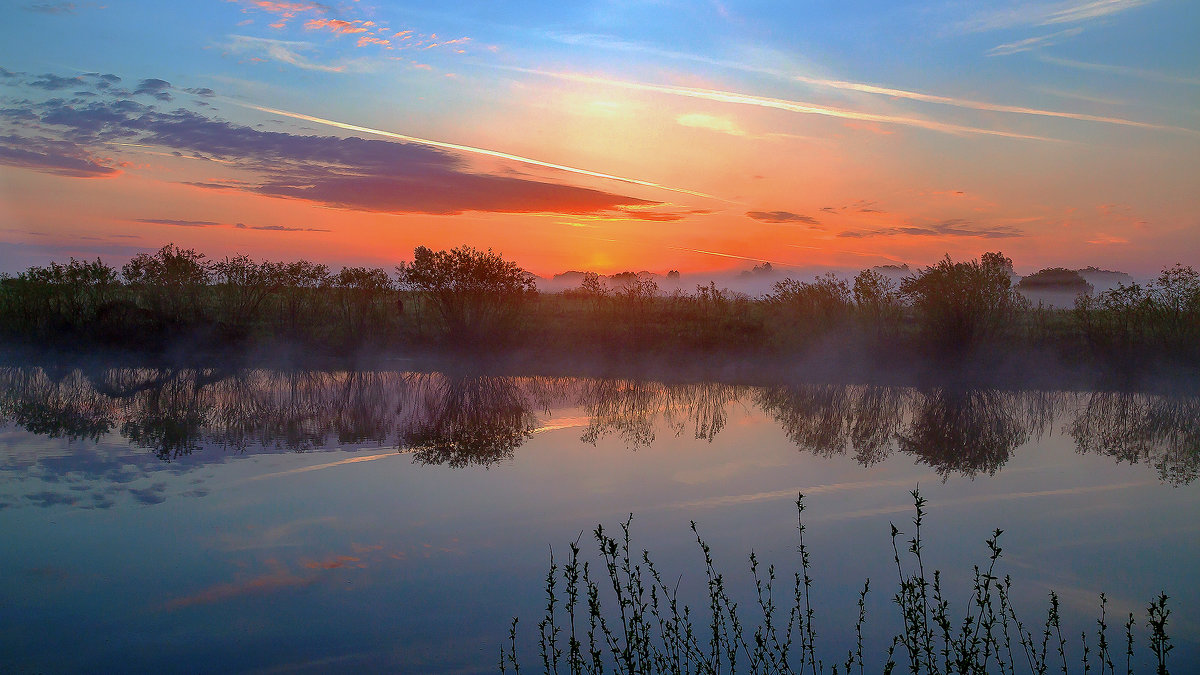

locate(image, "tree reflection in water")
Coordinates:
1072 391 1200 486
900 388 1050 479
0 367 113 442
400 373 537 468
578 379 663 449
576 380 747 449
758 385 1060 478
1 364 1198 483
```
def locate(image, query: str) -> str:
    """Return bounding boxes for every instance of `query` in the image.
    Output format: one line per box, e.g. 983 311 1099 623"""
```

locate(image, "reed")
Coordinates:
501 490 1176 674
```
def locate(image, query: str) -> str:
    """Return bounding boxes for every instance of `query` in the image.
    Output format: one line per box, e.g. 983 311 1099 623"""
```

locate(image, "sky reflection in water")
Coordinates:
0 366 1197 673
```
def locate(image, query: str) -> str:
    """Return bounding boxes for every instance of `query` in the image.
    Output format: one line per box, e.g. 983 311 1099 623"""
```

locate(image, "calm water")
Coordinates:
1 365 1198 673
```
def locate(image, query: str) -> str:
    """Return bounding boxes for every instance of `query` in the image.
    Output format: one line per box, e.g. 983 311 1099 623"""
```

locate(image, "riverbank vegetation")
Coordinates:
502 491 1178 674
2 245 1198 369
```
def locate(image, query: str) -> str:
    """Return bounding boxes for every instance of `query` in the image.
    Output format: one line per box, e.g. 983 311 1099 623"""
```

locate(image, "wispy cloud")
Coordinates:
236 223 330 232
135 218 221 227
304 18 368 34
1038 54 1200 86
162 559 314 610
133 218 329 232
0 73 662 216
746 211 820 226
664 245 790 267
987 27 1084 55
838 219 1024 239
222 35 364 72
1041 0 1154 25
611 206 713 222
505 68 1060 142
230 0 327 28
1086 233 1130 245
230 100 718 200
28 73 84 90
535 30 1188 136
22 2 90 14
133 78 172 101
786 72 1198 136
0 135 120 177
959 0 1155 32
676 112 747 137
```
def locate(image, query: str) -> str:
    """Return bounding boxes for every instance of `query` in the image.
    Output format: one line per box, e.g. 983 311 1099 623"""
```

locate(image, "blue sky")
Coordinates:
1 0 1197 275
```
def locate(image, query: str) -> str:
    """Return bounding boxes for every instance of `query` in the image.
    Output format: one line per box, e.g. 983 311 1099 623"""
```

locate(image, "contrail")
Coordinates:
242 451 405 482
517 36 1193 135
665 245 792 266
502 68 1061 142
788 74 1200 137
224 99 721 200
565 232 797 268
1038 54 1200 87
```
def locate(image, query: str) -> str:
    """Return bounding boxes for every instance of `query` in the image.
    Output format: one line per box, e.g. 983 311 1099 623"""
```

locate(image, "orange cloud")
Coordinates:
239 1 324 27
163 560 313 610
302 555 363 570
1087 234 1131 245
305 18 368 34
357 36 390 48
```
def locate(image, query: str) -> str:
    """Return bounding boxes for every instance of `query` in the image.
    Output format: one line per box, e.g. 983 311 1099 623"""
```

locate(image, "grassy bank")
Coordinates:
2 246 1198 371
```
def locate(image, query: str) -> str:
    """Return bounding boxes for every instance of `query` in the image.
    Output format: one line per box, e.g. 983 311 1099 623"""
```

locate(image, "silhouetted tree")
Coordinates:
122 243 211 322
211 255 282 331
852 268 902 336
396 246 536 343
900 252 1022 354
331 266 393 342
1017 268 1093 294
274 259 331 339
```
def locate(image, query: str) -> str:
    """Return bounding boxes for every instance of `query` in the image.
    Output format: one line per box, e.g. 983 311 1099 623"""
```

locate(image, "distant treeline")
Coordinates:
2 244 1198 365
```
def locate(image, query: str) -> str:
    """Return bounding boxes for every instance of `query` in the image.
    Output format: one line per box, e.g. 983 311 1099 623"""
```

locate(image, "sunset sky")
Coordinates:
1 0 1197 278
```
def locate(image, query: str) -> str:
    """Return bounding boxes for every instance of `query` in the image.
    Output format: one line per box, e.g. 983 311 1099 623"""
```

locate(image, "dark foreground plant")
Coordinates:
501 490 1175 674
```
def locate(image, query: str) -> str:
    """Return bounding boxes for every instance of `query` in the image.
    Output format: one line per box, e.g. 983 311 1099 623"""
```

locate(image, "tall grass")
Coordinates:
501 490 1176 674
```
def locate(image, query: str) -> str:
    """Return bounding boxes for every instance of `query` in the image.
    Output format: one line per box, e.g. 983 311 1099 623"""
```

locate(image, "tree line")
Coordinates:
1 244 1198 364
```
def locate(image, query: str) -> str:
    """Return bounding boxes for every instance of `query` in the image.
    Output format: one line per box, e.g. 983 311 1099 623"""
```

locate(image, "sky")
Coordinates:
0 0 1197 278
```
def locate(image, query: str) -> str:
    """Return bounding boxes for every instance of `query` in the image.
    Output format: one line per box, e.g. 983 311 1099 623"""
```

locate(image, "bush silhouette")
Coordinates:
900 252 1022 354
397 245 536 343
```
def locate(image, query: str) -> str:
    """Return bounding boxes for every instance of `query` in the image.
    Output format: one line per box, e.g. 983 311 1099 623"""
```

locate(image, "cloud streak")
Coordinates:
531 34 1194 137
1038 54 1200 86
0 135 119 177
230 100 719 200
133 218 330 232
838 219 1024 239
786 72 1199 137
959 0 1155 32
506 68 1061 141
223 35 361 73
0 74 662 217
987 27 1085 56
746 210 820 225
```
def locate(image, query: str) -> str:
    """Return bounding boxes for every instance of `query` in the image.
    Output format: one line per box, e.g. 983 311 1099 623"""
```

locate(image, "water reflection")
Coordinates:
900 388 1051 479
1072 391 1200 486
401 374 537 468
2 365 1199 493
